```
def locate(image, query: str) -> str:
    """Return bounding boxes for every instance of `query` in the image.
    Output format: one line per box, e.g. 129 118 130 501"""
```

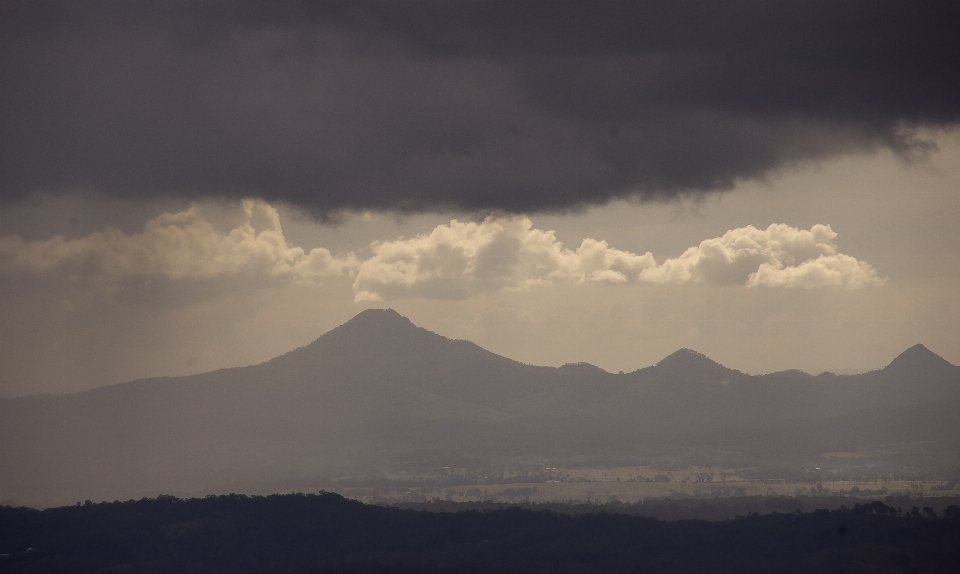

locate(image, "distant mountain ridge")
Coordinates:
2 309 958 507
882 343 958 380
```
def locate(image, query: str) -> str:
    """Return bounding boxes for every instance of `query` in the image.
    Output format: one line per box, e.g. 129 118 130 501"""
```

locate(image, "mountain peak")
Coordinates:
657 348 721 368
558 362 608 375
647 349 739 385
344 308 415 329
883 344 954 373
652 348 740 380
318 308 427 344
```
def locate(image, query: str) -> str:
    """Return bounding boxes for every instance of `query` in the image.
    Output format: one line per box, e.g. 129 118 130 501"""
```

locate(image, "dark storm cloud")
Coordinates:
2 1 958 216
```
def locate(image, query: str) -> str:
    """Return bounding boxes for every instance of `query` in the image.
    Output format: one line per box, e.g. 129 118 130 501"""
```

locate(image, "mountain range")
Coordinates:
2 309 959 506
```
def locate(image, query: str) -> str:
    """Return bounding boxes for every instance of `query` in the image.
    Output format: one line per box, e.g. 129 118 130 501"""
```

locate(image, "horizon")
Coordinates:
3 306 949 399
289 309 950 375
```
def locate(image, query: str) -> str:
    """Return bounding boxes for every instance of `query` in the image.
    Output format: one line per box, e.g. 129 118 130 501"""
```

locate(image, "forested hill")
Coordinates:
2 493 959 574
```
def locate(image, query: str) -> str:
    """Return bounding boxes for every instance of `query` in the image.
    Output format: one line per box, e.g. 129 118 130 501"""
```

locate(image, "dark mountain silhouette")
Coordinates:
884 343 955 374
2 309 958 506
650 348 742 381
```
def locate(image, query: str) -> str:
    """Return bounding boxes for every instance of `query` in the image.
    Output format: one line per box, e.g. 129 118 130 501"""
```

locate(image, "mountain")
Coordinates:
2 309 958 506
884 343 956 375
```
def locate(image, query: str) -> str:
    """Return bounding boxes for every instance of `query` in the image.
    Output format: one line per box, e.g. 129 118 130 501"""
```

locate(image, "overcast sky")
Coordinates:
2 1 959 396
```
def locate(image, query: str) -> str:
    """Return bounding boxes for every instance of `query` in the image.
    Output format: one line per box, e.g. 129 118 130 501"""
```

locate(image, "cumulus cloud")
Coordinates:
639 224 883 289
0 200 358 282
0 203 882 302
353 216 655 302
354 220 883 301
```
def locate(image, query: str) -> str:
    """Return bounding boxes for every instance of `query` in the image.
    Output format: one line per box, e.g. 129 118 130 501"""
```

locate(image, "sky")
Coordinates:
1 1 959 397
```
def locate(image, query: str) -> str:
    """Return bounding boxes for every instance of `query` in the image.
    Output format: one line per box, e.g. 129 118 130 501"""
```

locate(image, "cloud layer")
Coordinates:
355 219 882 300
640 224 883 289
353 217 655 301
0 200 357 282
0 204 884 302
2 1 958 215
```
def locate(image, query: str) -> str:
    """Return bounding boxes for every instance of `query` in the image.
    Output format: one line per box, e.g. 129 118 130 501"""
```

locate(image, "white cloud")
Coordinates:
0 200 358 281
639 223 883 289
352 216 656 302
0 204 881 304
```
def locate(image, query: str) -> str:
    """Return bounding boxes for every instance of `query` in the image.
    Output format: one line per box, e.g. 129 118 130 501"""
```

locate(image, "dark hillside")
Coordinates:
883 344 958 379
1 493 958 574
